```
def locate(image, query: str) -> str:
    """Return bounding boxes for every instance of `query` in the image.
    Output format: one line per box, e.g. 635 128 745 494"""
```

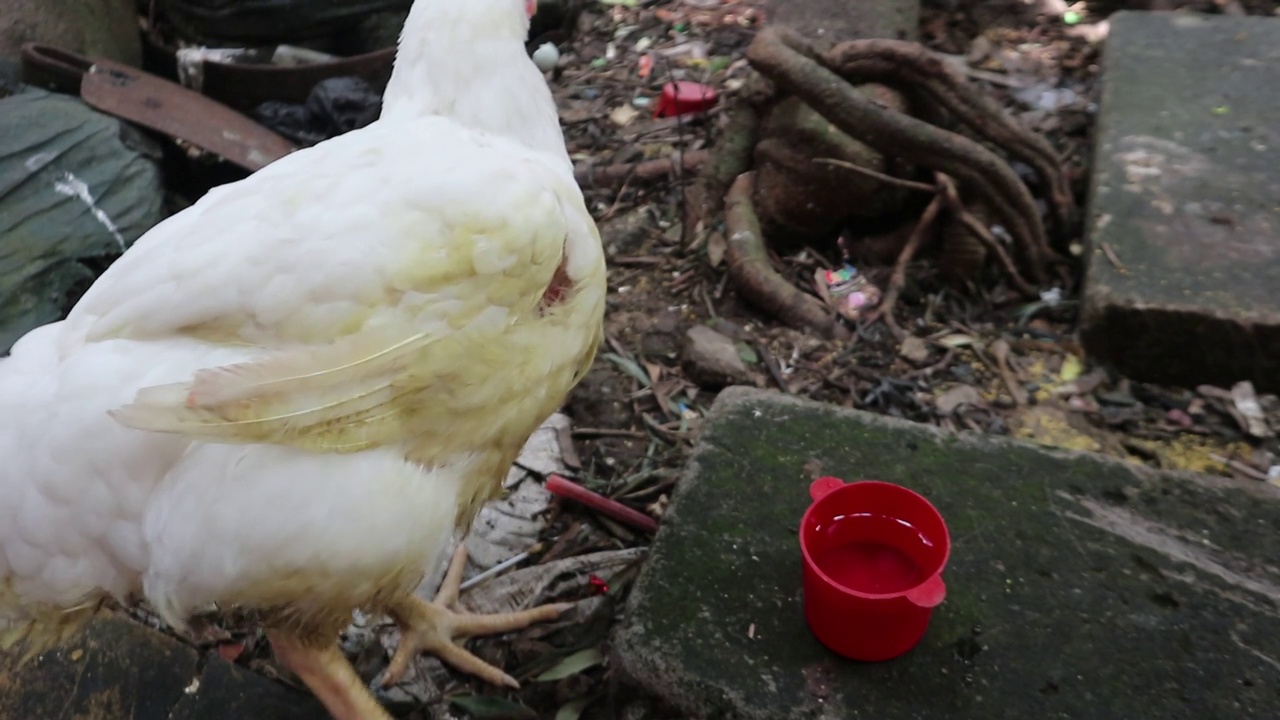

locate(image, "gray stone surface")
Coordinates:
0 614 198 720
0 613 329 719
616 387 1280 720
1080 12 1280 392
170 653 329 720
683 325 756 388
0 0 140 66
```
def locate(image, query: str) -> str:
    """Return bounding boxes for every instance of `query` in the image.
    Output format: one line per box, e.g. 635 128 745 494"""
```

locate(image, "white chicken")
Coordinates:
0 0 606 718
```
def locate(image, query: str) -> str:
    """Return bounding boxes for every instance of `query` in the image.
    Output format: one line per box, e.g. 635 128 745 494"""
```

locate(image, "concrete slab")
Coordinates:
615 387 1280 719
0 613 328 720
0 614 198 720
1080 12 1280 392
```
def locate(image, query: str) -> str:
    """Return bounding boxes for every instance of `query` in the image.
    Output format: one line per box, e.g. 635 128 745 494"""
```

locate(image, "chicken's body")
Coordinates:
0 1 604 716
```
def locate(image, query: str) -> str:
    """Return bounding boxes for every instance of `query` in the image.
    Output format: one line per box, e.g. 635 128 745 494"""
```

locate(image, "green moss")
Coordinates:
617 388 1280 719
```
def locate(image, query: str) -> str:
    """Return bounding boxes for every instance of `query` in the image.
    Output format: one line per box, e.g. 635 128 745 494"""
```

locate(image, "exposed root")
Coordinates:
868 182 947 339
745 27 1054 284
822 39 1074 236
695 99 764 227
937 176 1038 298
724 172 850 340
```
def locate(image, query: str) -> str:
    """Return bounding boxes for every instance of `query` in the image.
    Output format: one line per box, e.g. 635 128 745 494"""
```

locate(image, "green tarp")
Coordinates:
0 89 163 352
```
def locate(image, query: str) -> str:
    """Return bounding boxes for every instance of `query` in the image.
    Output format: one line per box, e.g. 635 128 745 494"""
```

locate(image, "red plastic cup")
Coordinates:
654 81 718 118
800 477 950 661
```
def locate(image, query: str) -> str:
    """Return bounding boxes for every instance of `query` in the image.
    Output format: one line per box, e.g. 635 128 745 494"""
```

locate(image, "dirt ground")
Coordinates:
538 0 1280 715
110 0 1280 717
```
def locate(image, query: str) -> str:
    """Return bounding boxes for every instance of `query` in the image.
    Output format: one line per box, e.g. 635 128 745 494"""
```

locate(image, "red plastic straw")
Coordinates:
545 474 660 534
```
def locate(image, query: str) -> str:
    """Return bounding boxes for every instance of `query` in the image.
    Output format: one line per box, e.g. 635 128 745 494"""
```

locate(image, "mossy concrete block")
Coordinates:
169 653 329 720
0 613 330 719
615 387 1280 719
0 613 198 720
1081 12 1280 392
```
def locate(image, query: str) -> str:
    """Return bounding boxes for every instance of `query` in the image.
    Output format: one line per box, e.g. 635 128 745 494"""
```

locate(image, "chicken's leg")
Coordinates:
268 632 392 720
380 545 572 688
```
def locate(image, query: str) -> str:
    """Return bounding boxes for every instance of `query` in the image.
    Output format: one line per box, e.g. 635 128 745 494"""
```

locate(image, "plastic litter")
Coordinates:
814 264 882 322
161 0 412 43
654 80 717 118
254 76 382 146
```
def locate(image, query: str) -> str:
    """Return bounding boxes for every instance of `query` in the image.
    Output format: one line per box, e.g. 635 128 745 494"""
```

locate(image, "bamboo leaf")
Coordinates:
534 648 605 682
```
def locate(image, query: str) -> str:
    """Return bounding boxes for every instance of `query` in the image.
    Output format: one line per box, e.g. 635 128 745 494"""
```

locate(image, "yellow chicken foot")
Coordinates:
268 632 393 720
379 544 573 689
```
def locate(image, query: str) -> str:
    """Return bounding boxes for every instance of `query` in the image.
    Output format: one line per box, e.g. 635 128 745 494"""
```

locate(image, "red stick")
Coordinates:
545 474 660 534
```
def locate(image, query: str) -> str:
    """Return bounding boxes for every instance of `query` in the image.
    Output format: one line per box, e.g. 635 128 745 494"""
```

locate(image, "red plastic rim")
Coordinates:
799 479 951 600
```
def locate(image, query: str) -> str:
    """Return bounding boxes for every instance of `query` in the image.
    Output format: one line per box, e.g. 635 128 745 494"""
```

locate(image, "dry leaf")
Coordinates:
936 333 978 348
899 336 931 363
1053 367 1108 397
991 339 1028 406
1231 381 1274 438
936 385 986 415
706 231 727 267
1060 354 1084 382
608 105 640 127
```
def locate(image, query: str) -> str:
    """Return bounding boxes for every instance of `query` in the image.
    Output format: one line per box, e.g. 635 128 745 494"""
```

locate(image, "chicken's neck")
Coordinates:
382 10 570 169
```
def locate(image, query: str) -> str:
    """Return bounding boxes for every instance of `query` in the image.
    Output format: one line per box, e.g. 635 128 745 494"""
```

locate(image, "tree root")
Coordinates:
868 179 947 339
822 40 1074 236
695 100 763 225
724 172 850 340
936 176 1038 298
745 27 1054 284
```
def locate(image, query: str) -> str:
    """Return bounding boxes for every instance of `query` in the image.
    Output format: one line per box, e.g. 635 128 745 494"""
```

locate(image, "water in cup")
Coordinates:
813 512 934 594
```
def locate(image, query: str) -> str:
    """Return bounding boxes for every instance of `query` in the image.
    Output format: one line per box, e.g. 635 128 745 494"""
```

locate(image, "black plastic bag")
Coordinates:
254 76 381 147
162 0 412 43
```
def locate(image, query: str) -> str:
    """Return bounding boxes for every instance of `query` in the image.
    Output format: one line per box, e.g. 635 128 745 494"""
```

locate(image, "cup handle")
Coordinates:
906 575 946 608
809 476 846 501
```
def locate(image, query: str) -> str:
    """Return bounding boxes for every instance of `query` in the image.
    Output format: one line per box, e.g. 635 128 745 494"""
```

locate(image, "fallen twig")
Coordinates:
868 184 947 338
904 348 956 379
937 175 1038 298
571 427 649 439
812 157 935 193
756 342 793 393
574 150 710 187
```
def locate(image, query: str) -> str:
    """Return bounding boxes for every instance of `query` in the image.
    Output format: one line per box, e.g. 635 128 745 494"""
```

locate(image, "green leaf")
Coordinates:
1059 354 1084 382
555 697 593 720
735 342 759 365
602 352 652 387
449 695 538 720
534 648 605 682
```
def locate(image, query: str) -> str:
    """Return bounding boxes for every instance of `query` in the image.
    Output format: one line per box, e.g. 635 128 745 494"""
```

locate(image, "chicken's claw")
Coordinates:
378 545 572 689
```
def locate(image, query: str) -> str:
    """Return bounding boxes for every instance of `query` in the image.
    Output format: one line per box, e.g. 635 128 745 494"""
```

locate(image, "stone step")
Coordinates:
0 613 328 720
616 387 1280 719
1081 11 1280 392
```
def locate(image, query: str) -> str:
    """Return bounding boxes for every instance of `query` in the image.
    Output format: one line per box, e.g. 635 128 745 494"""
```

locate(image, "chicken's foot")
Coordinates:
268 632 392 720
379 544 572 688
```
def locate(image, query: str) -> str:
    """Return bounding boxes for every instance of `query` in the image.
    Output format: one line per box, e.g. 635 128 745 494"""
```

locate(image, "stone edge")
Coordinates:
611 386 1280 718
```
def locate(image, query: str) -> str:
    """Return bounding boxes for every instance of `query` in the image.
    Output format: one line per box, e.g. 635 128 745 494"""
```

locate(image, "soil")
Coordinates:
549 2 1280 714
98 0 1280 717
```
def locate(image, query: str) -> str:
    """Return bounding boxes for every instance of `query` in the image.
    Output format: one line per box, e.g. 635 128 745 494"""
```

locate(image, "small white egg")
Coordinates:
532 42 560 73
